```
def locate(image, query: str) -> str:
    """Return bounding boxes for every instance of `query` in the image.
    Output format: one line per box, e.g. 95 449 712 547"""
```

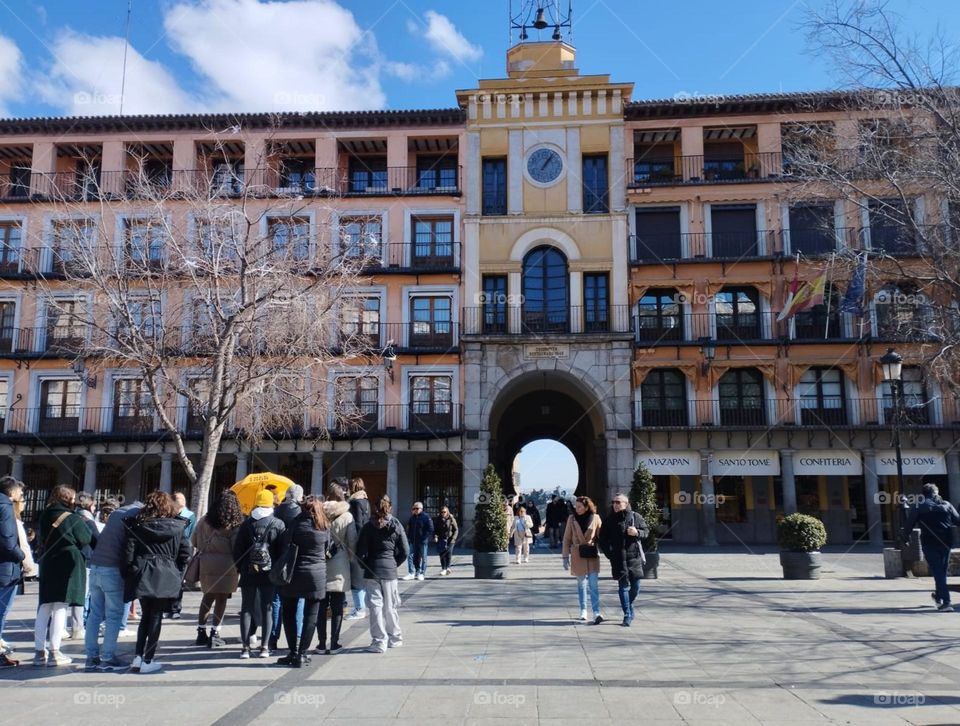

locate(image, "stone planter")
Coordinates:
473 551 510 579
641 551 660 579
780 550 822 580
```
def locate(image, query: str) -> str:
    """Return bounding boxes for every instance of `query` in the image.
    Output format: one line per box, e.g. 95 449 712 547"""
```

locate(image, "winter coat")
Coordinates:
179 508 197 539
348 492 370 589
122 516 191 602
76 508 99 560
407 511 435 545
562 513 602 577
545 500 563 528
278 512 330 599
89 503 141 569
0 492 25 588
904 496 960 550
323 501 356 593
16 519 37 579
357 515 409 581
191 516 240 595
511 514 533 546
599 508 649 581
233 514 286 587
37 504 91 605
275 499 302 528
434 514 459 550
527 505 542 533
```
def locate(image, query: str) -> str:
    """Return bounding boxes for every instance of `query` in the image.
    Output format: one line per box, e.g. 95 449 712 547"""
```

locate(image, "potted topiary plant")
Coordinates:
473 464 510 579
777 513 827 580
629 462 662 579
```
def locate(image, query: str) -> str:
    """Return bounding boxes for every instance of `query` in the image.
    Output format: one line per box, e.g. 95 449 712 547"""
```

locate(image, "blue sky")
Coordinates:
0 1 958 118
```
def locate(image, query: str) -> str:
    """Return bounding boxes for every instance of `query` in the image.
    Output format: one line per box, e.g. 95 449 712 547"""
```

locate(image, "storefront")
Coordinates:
790 450 864 543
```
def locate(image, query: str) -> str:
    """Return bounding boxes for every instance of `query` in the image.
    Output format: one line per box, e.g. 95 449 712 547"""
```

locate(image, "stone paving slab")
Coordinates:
1 544 959 724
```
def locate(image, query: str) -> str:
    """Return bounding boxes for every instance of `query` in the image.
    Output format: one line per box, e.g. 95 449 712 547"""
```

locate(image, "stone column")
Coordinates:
10 454 24 482
699 449 717 546
947 450 960 501
235 452 248 481
781 449 798 515
311 451 325 495
84 454 98 493
863 449 883 546
159 452 173 494
386 451 399 505
565 127 582 213
507 130 523 214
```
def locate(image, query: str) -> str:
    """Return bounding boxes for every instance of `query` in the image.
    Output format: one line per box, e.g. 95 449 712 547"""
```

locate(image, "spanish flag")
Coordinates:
778 272 827 321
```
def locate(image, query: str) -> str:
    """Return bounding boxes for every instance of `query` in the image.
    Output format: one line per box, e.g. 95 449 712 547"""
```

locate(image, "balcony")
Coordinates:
632 398 949 429
322 403 464 438
634 312 782 345
462 305 633 336
629 231 779 262
341 241 460 273
0 171 31 201
627 152 784 188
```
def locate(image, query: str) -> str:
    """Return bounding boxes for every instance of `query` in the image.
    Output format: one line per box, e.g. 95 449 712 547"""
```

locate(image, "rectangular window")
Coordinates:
113 378 154 433
789 204 836 256
340 217 382 261
416 156 458 191
710 205 758 257
114 295 161 343
186 377 210 434
410 375 453 431
40 379 81 433
482 275 508 333
868 199 916 255
634 207 682 262
0 221 22 274
583 273 609 332
348 156 387 194
482 158 507 215
278 158 315 193
582 154 609 213
0 302 14 352
51 220 95 275
335 376 379 431
210 161 244 196
410 297 453 348
8 166 30 198
267 216 310 259
46 299 86 352
412 216 454 268
124 219 165 269
0 379 7 423
340 297 381 348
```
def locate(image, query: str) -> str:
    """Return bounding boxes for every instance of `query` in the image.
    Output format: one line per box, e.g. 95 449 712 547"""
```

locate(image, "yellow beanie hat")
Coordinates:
254 490 274 508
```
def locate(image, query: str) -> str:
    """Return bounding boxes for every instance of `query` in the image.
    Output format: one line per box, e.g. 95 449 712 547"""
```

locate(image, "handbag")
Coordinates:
578 544 599 559
183 552 201 588
269 543 299 587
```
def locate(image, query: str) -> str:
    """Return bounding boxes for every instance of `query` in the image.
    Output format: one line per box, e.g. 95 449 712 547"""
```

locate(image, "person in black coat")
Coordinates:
233 490 286 658
122 491 191 673
903 482 960 610
598 493 649 627
346 478 370 619
0 477 25 667
526 500 542 548
357 495 409 653
276 498 330 667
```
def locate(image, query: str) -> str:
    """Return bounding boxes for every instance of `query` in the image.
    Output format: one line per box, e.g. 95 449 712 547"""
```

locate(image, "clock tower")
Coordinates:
456 1 636 520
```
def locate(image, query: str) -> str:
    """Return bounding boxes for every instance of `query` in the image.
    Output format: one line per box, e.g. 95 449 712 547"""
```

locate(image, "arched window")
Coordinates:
640 369 688 426
522 246 569 333
716 286 760 340
636 288 682 342
874 283 933 341
718 368 765 425
794 284 842 340
798 367 847 425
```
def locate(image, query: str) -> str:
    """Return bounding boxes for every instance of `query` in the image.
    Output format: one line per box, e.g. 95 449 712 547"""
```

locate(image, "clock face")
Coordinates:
526 147 564 185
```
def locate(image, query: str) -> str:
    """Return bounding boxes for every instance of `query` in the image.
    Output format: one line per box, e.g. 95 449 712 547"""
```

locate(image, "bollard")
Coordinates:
883 548 903 579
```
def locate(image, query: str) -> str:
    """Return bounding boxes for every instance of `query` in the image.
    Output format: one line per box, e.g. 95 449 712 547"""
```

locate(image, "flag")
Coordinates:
778 273 827 321
777 265 800 322
840 254 867 315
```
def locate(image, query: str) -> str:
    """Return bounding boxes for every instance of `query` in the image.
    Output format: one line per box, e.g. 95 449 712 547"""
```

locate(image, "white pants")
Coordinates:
365 579 401 648
514 537 530 562
35 602 68 651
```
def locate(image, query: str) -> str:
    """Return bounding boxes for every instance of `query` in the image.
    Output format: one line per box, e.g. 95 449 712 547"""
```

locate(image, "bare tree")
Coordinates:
33 129 379 515
782 0 960 390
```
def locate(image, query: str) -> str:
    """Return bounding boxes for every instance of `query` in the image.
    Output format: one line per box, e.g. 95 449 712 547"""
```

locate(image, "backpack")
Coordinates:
248 522 272 574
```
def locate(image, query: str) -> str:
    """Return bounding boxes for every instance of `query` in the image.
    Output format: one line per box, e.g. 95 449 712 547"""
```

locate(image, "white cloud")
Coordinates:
37 31 193 115
0 35 23 116
420 10 483 64
384 59 451 83
164 0 385 111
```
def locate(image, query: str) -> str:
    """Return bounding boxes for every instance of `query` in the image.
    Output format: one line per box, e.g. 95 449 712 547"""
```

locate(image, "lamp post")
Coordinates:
878 347 905 550
698 337 716 376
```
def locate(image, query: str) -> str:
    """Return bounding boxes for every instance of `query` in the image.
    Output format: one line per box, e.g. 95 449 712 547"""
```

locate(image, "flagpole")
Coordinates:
823 252 836 339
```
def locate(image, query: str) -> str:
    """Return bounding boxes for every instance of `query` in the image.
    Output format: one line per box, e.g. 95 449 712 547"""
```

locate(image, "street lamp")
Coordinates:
878 347 905 550
382 341 397 383
698 337 716 376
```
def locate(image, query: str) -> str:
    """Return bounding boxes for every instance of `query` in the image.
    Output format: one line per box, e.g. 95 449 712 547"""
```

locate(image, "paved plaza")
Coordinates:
1 544 959 725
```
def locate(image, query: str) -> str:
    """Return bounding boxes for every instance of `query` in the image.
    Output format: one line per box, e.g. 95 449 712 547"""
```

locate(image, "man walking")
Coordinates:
599 493 649 627
526 500 542 548
403 502 434 581
545 495 562 548
0 477 25 667
903 482 960 611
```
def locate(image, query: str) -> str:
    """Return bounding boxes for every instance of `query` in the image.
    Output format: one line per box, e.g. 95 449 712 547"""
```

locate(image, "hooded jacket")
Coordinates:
89 502 142 569
348 492 371 588
357 515 409 581
233 512 286 587
279 511 329 599
275 498 302 528
904 495 960 550
122 516 191 601
323 500 357 593
191 516 240 594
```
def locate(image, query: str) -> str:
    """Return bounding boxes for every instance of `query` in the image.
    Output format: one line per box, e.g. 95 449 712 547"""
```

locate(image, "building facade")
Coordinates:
0 35 956 544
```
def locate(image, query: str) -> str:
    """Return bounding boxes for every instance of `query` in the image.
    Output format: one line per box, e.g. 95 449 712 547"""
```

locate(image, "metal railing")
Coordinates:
629 231 779 261
632 398 950 429
0 172 31 201
627 152 784 187
634 311 784 344
462 305 634 336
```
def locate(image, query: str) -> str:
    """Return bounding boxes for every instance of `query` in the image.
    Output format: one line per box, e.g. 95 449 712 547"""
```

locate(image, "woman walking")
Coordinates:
34 485 91 667
317 484 356 654
233 490 285 659
562 496 603 624
434 506 458 576
192 491 243 648
357 495 408 653
345 477 370 620
511 505 533 564
276 498 330 667
122 491 191 673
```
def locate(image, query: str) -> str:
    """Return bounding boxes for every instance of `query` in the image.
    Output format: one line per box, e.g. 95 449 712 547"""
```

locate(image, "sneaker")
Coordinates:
195 629 211 647
139 660 162 674
345 609 366 621
47 650 73 667
130 655 143 673
258 647 270 659
209 633 226 649
401 574 414 581
32 650 47 667
329 643 343 653
0 639 11 655
444 569 452 576
268 637 278 651
169 613 182 621
0 653 18 667
117 629 134 639
366 643 386 654
937 602 953 611
579 611 587 621
98 657 129 672
84 657 101 672
388 639 403 649
250 633 260 646
239 649 251 660
314 645 326 655
593 615 604 625
416 573 425 581
932 592 943 606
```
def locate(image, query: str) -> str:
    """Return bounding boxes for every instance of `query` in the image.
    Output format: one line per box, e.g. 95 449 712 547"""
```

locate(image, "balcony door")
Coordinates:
788 204 836 256
0 221 22 274
883 367 930 425
40 379 81 434
718 368 765 425
640 369 688 426
409 297 453 349
798 367 847 425
113 378 154 433
522 246 568 333
715 287 761 340
634 207 682 262
710 205 758 257
410 375 453 431
335 376 379 432
636 288 682 342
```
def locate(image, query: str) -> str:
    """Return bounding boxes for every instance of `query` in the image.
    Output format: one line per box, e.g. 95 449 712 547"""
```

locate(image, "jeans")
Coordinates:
270 593 303 643
240 583 275 648
366 578 401 649
617 574 641 620
924 543 951 605
84 565 125 660
0 582 17 642
351 587 367 612
577 572 601 615
408 541 428 575
135 598 165 662
121 601 131 630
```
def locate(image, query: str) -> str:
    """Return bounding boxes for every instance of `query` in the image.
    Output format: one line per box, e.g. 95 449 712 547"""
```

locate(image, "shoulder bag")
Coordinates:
269 542 299 587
